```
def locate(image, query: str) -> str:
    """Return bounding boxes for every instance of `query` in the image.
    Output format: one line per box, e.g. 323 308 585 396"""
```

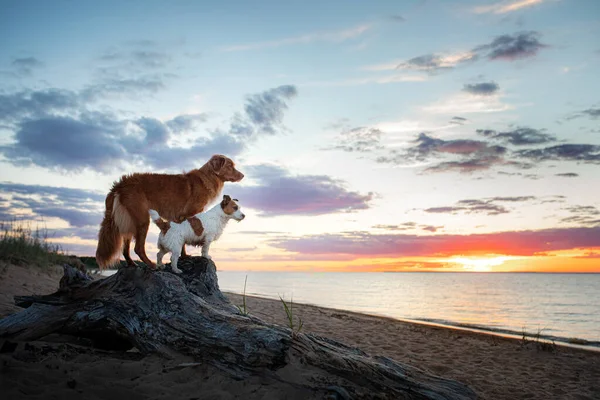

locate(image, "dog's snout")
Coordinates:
241 213 245 220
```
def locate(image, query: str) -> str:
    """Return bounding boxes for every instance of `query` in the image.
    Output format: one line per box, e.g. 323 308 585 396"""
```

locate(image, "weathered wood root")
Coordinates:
0 257 477 399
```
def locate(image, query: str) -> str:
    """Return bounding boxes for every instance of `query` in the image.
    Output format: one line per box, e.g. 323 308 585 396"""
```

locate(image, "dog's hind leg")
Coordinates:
131 217 155 269
122 237 136 267
180 244 190 259
156 249 166 268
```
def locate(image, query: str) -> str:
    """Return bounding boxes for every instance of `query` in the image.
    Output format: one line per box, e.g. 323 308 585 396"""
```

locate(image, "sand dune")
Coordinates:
1 263 599 400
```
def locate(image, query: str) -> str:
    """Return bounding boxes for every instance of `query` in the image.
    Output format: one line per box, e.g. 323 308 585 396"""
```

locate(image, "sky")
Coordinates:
1 0 599 272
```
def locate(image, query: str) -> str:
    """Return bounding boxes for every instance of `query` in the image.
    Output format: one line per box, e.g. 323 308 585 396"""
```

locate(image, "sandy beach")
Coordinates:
1 263 599 400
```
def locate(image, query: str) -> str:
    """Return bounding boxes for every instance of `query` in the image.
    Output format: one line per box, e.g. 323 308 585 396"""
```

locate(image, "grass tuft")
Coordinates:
0 220 69 267
236 275 249 316
279 295 304 337
520 326 557 353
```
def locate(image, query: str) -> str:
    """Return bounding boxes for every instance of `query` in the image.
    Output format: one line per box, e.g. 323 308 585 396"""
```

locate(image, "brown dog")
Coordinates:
95 154 244 269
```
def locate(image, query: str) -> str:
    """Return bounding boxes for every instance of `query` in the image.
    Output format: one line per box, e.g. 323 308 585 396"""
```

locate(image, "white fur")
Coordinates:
149 202 244 273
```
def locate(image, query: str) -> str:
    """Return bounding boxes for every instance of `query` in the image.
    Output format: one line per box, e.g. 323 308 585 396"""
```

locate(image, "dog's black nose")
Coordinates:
241 213 245 219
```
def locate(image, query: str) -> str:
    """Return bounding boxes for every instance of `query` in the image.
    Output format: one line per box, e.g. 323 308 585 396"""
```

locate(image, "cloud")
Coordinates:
99 49 171 69
232 164 374 217
0 81 168 126
425 201 507 216
81 76 168 100
0 89 80 123
424 196 535 216
575 251 600 259
11 57 44 76
565 107 600 121
97 42 173 71
372 222 443 232
421 225 443 233
268 226 600 258
390 15 406 22
0 85 297 172
221 24 371 52
423 155 508 173
0 115 129 171
515 144 600 164
372 222 417 231
472 0 546 15
323 126 384 153
0 182 104 228
463 82 500 96
376 132 509 173
86 43 178 100
560 205 600 226
555 172 578 178
475 31 546 61
374 127 595 175
408 133 499 160
582 108 600 119
476 127 556 145
394 52 477 73
364 30 547 77
488 196 537 202
165 113 209 133
231 85 298 137
421 92 513 114
450 116 468 125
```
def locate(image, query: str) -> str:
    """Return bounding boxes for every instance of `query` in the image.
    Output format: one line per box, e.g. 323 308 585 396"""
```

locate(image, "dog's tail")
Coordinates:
96 188 135 269
149 209 171 235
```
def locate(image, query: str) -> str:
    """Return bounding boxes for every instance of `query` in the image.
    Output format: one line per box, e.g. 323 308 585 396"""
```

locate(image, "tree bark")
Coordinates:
0 257 477 400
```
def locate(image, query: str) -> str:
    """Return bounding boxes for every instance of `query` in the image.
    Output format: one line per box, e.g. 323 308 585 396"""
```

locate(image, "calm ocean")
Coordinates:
216 271 600 344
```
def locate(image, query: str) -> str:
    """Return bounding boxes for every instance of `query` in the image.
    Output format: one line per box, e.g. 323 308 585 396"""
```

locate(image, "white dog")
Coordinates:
149 195 245 273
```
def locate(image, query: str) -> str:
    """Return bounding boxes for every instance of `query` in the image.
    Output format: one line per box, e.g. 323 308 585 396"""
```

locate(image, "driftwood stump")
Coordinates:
0 257 477 399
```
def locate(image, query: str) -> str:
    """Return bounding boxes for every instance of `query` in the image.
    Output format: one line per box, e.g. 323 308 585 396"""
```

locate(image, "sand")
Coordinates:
1 263 599 400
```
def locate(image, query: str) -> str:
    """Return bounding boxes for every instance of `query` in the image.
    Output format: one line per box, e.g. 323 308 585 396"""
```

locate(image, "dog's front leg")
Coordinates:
201 241 212 260
170 250 183 274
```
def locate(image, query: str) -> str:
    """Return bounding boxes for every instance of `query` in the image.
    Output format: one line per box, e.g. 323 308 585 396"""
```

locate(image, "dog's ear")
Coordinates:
209 155 227 172
221 194 231 207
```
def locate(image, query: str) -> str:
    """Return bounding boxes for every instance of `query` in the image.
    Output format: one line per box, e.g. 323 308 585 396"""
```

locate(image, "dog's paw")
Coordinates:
204 255 212 260
172 267 183 274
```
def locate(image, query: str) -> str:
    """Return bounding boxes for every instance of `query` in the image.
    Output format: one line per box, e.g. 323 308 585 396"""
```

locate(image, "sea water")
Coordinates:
217 271 600 344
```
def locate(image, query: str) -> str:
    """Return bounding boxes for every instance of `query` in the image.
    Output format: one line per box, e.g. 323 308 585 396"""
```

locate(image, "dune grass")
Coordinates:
236 275 249 316
520 326 557 352
0 220 69 267
279 295 304 337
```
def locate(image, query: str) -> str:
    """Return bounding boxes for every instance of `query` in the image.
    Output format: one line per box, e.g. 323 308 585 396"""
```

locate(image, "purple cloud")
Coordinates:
229 164 374 216
269 226 600 258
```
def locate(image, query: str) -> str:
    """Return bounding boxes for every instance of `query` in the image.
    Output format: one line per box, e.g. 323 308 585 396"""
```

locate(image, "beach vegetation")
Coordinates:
279 295 304 337
236 275 249 316
0 220 69 267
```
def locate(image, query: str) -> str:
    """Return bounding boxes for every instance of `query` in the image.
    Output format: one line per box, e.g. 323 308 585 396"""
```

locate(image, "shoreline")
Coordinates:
224 291 600 399
223 290 600 352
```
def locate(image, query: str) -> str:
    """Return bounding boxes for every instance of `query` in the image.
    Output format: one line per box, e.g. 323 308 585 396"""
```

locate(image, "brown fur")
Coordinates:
220 195 240 215
95 154 244 269
188 216 206 247
154 218 171 235
188 216 204 237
